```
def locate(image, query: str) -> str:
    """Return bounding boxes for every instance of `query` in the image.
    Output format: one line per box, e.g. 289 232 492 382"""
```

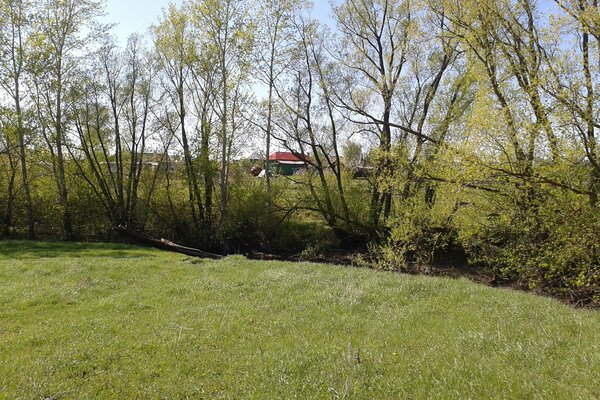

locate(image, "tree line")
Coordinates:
1 0 600 302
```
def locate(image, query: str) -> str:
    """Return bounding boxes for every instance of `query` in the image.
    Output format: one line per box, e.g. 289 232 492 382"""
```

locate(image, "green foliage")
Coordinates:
342 140 363 169
3 0 600 306
372 184 460 272
369 139 600 303
224 172 339 254
221 172 275 250
460 184 600 303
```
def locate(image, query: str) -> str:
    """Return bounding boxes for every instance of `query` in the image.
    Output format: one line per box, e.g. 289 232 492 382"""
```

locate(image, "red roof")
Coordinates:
269 152 308 162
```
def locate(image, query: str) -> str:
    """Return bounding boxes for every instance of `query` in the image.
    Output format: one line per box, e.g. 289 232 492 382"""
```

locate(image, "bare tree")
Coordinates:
68 34 154 227
332 0 414 227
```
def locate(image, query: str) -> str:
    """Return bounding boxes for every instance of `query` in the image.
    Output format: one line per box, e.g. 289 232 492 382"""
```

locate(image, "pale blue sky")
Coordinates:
104 0 181 43
104 0 332 44
103 0 559 45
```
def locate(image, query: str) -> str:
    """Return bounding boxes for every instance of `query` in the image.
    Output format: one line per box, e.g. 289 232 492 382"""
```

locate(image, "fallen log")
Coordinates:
116 226 224 260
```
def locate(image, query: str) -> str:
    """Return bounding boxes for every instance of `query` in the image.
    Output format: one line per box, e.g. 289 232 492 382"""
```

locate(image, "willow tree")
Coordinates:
154 4 207 230
0 109 19 237
68 35 154 228
0 0 35 238
254 0 301 202
268 17 340 229
544 0 600 204
332 0 415 227
29 0 105 240
267 15 365 234
191 0 254 226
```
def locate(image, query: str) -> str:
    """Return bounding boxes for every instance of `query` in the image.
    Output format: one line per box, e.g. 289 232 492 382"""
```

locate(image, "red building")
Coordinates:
268 152 310 176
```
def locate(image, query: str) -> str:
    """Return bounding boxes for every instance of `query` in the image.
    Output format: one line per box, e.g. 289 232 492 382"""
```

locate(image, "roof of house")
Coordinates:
268 152 308 162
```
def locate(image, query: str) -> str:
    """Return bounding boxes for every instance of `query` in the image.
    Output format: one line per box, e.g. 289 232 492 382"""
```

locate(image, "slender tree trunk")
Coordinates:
6 1 36 239
201 101 213 229
2 154 17 238
330 113 350 224
178 70 204 229
114 99 124 223
370 99 393 227
265 39 276 207
219 64 229 224
55 67 74 240
105 57 125 224
15 78 35 239
583 28 599 205
129 92 149 227
317 58 351 224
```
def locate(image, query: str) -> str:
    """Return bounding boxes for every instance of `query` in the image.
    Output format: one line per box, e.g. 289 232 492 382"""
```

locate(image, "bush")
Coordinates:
372 187 460 272
458 184 600 303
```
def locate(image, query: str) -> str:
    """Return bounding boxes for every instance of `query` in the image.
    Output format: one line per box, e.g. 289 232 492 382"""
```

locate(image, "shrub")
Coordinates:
458 184 600 303
372 188 460 272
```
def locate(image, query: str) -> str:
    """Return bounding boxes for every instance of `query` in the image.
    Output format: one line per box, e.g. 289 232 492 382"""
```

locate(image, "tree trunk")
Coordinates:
219 64 229 225
2 155 17 238
15 77 35 239
55 71 74 240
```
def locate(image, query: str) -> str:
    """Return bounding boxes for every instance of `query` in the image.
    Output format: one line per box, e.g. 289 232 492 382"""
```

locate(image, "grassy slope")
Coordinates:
1 242 599 399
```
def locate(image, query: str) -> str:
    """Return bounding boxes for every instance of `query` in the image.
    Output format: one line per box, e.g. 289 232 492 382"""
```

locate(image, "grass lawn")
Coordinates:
1 241 599 399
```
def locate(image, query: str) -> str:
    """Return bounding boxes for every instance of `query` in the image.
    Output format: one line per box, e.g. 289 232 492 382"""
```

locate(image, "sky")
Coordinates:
104 0 182 44
104 0 332 45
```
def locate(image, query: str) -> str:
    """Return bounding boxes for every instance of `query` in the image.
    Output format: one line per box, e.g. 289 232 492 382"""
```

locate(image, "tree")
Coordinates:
154 4 206 231
0 109 19 237
268 16 363 234
543 0 600 204
332 0 415 227
188 31 219 231
0 0 36 238
68 34 154 228
191 0 254 229
29 0 106 240
254 0 300 203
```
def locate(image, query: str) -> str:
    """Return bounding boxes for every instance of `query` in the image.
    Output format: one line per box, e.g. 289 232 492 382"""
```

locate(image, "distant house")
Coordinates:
268 152 310 176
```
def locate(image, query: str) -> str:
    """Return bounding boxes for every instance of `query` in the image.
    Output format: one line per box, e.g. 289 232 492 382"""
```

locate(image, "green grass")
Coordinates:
1 241 599 399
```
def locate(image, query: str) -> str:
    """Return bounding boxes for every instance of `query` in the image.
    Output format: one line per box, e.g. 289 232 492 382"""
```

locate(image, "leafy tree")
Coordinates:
254 0 301 202
29 0 106 240
154 4 207 231
191 0 255 229
0 0 36 238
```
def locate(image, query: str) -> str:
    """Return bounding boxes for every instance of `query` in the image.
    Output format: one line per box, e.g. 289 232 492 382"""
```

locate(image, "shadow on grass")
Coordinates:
0 240 156 259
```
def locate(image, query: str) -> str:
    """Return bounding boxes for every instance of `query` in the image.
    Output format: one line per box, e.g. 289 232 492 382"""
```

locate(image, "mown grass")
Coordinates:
1 241 599 399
